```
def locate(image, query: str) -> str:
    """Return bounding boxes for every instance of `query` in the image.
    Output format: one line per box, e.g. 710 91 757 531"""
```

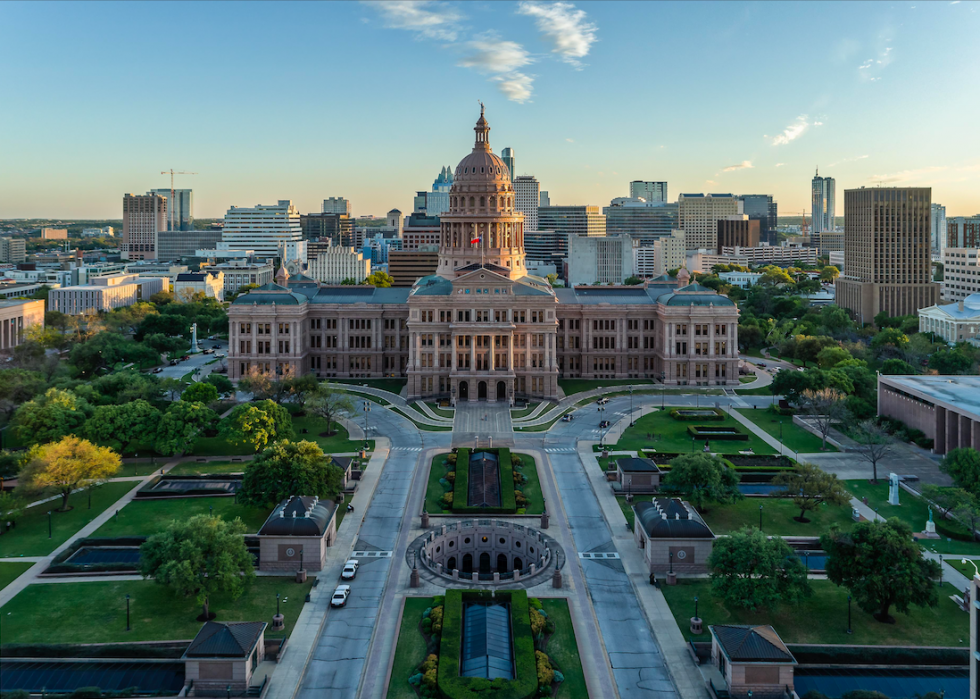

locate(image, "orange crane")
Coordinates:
160 169 198 231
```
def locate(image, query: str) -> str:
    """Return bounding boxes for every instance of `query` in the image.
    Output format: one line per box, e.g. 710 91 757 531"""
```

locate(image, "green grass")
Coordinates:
386 597 437 699
699 496 854 536
846 480 980 555
292 415 375 452
511 402 541 419
344 390 391 406
330 378 407 394
0 577 313 642
111 462 165 478
615 495 635 530
947 558 980 579
167 460 247 475
735 385 780 396
558 379 657 396
335 493 354 530
92 497 271 537
611 407 776 455
661 579 969 646
424 455 455 514
191 431 253 457
423 402 455 418
739 376 757 384
0 561 33 591
735 408 837 453
389 407 453 431
540 598 589 699
514 453 544 515
0 482 137 558
515 408 573 432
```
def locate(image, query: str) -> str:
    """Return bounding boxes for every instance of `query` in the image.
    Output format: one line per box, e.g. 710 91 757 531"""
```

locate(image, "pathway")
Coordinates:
452 402 514 446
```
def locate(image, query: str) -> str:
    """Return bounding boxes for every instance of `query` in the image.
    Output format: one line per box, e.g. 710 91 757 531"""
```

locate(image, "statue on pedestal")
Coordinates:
888 473 900 506
923 505 940 538
190 322 200 354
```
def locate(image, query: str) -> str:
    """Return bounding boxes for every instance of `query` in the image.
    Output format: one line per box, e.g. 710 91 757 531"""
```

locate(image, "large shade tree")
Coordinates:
772 461 850 522
85 400 162 453
940 448 980 496
13 387 92 446
304 385 355 437
155 401 218 456
661 453 741 512
708 526 810 610
220 400 294 452
18 435 120 511
240 440 344 507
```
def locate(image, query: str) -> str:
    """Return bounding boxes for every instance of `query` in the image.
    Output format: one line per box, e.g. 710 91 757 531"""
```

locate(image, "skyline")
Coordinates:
1 0 979 220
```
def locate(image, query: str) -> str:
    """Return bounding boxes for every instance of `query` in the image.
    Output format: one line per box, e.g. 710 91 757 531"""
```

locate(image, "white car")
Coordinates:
596 397 609 405
331 585 351 607
341 560 358 580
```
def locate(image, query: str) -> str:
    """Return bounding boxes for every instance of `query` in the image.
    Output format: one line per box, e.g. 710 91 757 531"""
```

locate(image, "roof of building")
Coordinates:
922 294 980 319
231 291 304 305
710 625 796 664
411 275 453 296
634 498 714 539
175 273 211 282
879 375 980 419
617 458 661 473
184 621 266 659
258 495 337 537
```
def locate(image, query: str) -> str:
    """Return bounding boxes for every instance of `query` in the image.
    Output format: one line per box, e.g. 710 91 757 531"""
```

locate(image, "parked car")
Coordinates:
331 585 351 607
202 349 213 355
169 359 179 366
596 397 609 405
561 414 571 422
599 420 610 429
212 344 221 349
341 560 358 580
152 367 163 374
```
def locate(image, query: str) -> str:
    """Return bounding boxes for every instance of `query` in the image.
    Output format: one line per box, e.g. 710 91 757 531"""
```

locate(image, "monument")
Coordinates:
923 506 940 539
190 322 201 354
888 473 900 506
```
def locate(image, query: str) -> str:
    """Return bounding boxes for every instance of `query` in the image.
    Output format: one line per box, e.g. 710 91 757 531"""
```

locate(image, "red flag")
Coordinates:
471 235 481 245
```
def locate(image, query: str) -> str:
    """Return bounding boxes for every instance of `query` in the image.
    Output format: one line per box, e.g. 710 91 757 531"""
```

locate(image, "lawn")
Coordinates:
514 453 544 515
0 481 137 558
846 480 980 555
739 376 757 384
334 493 354 530
330 378 407 394
292 415 374 452
386 596 437 699
423 455 454 514
558 378 657 396
735 408 837 454
615 495 635 530
424 402 455 419
389 407 453 431
947 558 980 580
92 497 271 537
111 462 165 478
540 598 590 699
0 562 33 591
515 408 573 432
735 385 780 397
611 407 776 455
344 390 391 406
511 402 541 419
168 460 247 476
191 431 253 457
0 577 314 643
699 496 854 537
661 579 969 647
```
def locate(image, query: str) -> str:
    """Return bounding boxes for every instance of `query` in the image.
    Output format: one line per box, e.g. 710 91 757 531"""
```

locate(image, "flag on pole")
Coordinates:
471 235 481 245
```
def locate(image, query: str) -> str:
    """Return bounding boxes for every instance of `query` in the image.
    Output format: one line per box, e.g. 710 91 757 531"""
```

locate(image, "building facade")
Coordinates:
629 181 667 204
157 229 222 262
227 110 740 403
524 230 566 277
40 228 67 240
0 237 26 263
500 147 515 180
716 216 759 252
301 213 354 246
877 375 980 455
175 271 224 302
604 198 679 246
634 230 686 279
222 200 302 258
931 203 947 257
0 299 44 351
122 193 167 261
402 213 441 250
149 188 193 231
918 294 980 344
941 248 979 301
811 170 836 233
48 273 166 314
835 187 939 322
322 197 351 215
738 194 778 245
538 205 606 241
213 260 274 295
388 248 439 287
567 234 635 286
307 247 371 284
678 194 740 251
947 215 980 248
514 175 540 232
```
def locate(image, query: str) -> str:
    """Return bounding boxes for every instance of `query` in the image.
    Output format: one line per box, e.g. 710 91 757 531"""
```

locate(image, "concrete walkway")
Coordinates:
410 401 454 423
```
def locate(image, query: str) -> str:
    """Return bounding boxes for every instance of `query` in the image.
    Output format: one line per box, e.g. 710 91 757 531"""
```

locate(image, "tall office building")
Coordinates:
567 234 636 286
414 167 454 216
835 187 939 322
301 213 354 246
122 192 167 261
539 191 551 208
738 194 778 244
677 193 741 251
322 197 351 215
947 215 980 248
514 175 540 231
539 206 606 243
222 200 303 258
157 229 222 262
931 203 947 257
524 230 567 276
500 147 515 180
149 188 193 231
603 198 678 246
0 238 27 263
811 170 836 233
716 215 759 253
634 230 686 279
629 181 667 203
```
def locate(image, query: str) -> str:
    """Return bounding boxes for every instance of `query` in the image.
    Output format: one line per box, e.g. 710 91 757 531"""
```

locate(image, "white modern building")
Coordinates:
718 271 763 288
687 243 818 272
212 260 274 295
931 203 947 257
567 234 636 286
222 200 302 258
48 273 166 315
811 169 836 233
306 247 371 284
629 181 667 203
514 175 540 232
175 271 224 302
829 250 844 271
634 229 686 278
677 193 741 251
918 295 980 344
322 197 351 215
942 248 980 302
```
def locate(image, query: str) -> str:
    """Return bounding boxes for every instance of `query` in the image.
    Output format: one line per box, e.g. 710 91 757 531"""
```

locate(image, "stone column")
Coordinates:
470 337 475 372
415 333 422 368
508 334 514 371
452 337 459 371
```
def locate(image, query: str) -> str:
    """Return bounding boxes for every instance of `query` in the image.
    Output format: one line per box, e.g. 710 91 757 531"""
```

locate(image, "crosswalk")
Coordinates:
391 446 423 452
579 552 621 560
544 447 577 454
351 551 393 558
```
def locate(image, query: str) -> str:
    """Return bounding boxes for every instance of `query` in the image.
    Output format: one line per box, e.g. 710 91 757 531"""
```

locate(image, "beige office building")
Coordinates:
123 193 167 261
48 273 166 315
0 299 44 350
835 187 939 323
0 237 26 263
40 228 67 240
678 194 740 251
306 247 371 284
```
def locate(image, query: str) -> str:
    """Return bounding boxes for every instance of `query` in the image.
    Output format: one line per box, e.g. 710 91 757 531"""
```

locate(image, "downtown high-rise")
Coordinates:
629 181 667 203
122 192 167 261
514 175 540 231
811 170 836 233
149 188 193 231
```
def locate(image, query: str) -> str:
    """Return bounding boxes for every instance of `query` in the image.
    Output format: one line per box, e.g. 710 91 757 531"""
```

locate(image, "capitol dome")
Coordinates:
964 294 980 311
452 106 511 185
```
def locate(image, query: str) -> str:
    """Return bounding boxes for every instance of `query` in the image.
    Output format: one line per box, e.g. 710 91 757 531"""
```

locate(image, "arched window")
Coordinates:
480 196 485 208
469 196 475 208
489 196 496 207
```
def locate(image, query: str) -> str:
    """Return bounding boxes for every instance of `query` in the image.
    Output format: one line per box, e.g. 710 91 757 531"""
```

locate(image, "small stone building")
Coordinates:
616 458 662 493
257 495 337 572
709 624 796 698
183 621 266 696
633 497 715 574
331 456 354 490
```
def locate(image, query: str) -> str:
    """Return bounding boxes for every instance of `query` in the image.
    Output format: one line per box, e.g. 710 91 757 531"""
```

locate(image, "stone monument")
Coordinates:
888 473 900 506
190 322 200 354
923 506 940 538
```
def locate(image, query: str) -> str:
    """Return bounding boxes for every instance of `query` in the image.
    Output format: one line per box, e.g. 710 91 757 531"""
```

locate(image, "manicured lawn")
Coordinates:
424 454 455 514
344 390 391 406
947 558 980 580
540 598 590 699
386 597 436 699
846 480 980 555
558 378 656 396
109 462 165 479
330 378 407 394
699 496 854 536
0 481 137 558
92 497 271 537
735 408 837 454
611 407 776 455
661 579 969 647
514 453 544 515
292 415 375 452
0 562 33 591
735 385 780 397
390 407 453 431
739 376 757 384
335 493 354 530
615 495 635 530
515 408 573 432
424 402 455 419
0 577 314 642
168 460 247 476
191 431 253 457
511 402 541 419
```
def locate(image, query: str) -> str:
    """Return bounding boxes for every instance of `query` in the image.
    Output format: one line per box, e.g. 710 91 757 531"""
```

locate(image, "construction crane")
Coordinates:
160 169 197 231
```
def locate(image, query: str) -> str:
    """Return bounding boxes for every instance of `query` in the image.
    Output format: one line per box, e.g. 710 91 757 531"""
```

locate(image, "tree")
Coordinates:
182 382 219 405
340 277 357 285
929 347 975 374
880 358 917 375
285 374 320 405
0 491 26 529
220 400 294 452
799 388 848 450
140 514 254 621
921 485 972 521
159 377 185 402
237 369 277 401
623 275 642 286
794 336 838 367
13 388 92 446
772 462 850 522
953 495 980 542
144 333 191 359
85 400 161 453
661 453 741 513
240 440 344 507
18 435 120 511
769 368 818 406
854 419 891 484
822 519 941 623
870 328 909 354
819 266 840 282
758 266 795 286
362 270 394 288
0 368 47 419
105 302 158 335
155 401 218 456
304 386 355 437
816 346 851 369
940 448 980 496
205 373 234 395
546 273 559 287
707 526 810 610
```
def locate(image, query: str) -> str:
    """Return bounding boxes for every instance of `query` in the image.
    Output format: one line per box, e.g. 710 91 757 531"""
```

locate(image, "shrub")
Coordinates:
422 617 433 633
445 471 455 483
423 607 432 619
529 608 546 635
423 669 437 689
431 605 444 634
515 490 528 507
528 597 542 610
686 425 749 441
432 595 445 607
553 670 564 684
535 651 555 689
446 453 457 466
421 654 438 673
70 689 102 699
2 691 31 699
512 453 523 467
409 673 424 686
440 492 454 508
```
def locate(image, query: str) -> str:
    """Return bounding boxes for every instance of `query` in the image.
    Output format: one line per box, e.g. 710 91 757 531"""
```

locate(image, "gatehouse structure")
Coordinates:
227 109 740 403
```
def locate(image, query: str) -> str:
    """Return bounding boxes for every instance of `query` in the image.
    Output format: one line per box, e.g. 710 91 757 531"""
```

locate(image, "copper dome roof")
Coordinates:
453 105 512 186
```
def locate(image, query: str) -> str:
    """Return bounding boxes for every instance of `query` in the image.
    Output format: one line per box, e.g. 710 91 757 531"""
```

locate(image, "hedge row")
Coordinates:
786 644 968 667
686 426 749 441
451 448 471 512
450 448 517 515
437 590 537 699
0 642 189 659
669 407 725 422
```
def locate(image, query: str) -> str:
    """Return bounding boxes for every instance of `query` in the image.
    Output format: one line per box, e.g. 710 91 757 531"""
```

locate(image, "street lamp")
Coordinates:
276 592 281 616
126 593 131 631
660 371 666 410
779 419 783 456
669 551 673 575
759 504 764 531
47 510 52 539
846 594 852 634
597 405 606 447
363 401 371 449
629 385 634 426
694 596 699 620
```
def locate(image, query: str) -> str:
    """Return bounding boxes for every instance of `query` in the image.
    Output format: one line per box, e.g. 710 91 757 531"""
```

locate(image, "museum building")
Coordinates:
227 109 740 402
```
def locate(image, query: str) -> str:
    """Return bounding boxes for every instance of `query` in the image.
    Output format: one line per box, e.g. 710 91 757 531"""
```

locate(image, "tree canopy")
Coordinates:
240 440 344 507
182 381 219 405
362 270 394 288
772 461 850 522
19 435 120 511
220 400 294 452
661 453 741 512
13 387 92 446
85 400 162 453
304 385 355 437
708 526 810 610
940 448 980 496
154 401 218 456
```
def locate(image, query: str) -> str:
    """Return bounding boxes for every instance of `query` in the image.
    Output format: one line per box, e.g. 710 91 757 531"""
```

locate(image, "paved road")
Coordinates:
155 339 228 380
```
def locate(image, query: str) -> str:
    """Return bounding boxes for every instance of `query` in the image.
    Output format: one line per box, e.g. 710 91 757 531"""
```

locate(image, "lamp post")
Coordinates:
276 592 281 616
126 593 131 631
759 504 764 531
660 371 666 410
629 385 634 426
669 551 673 574
47 510 52 539
363 401 371 449
939 554 943 585
779 419 783 455
598 405 606 447
694 596 699 619
846 594 852 634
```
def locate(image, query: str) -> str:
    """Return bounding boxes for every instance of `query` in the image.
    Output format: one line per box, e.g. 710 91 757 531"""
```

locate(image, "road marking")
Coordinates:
391 447 422 452
578 552 621 560
544 447 576 453
351 551 393 558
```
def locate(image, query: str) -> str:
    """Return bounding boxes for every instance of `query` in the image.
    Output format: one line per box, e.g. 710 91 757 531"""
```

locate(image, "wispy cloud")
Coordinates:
868 165 946 184
829 154 869 167
459 38 532 74
770 115 810 146
367 1 461 41
705 180 717 186
565 138 574 143
722 161 754 172
517 1 598 68
775 163 785 168
493 72 534 103
858 39 895 81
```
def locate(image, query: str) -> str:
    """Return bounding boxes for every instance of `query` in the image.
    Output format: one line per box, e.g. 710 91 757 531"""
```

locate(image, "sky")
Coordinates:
1 0 978 220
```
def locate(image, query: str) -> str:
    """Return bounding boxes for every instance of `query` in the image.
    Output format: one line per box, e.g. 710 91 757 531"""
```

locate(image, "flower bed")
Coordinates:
686 426 749 441
450 448 518 515
669 408 725 422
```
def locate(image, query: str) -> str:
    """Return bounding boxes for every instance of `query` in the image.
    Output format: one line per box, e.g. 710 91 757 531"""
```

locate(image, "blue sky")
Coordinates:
1 0 978 219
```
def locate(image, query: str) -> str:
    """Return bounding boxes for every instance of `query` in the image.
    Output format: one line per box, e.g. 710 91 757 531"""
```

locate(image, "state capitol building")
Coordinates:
228 109 740 403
